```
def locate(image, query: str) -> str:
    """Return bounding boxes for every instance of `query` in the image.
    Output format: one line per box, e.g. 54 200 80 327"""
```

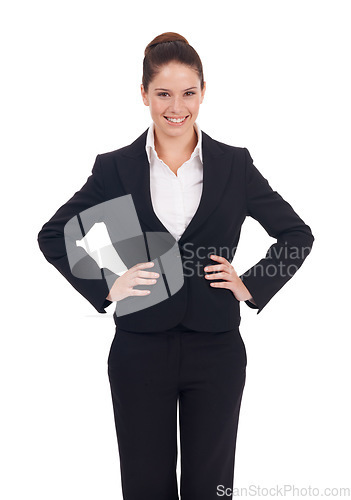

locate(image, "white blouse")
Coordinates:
145 121 203 242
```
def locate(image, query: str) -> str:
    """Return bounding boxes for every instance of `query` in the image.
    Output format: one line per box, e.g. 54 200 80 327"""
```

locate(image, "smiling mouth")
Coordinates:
164 115 189 123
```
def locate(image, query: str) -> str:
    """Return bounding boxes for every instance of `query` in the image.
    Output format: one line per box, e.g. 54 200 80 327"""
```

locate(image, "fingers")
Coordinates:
205 271 228 280
205 255 229 272
133 262 160 282
205 254 236 276
210 254 229 264
205 265 221 272
130 289 152 296
133 261 155 270
132 276 159 285
204 264 226 273
131 261 160 280
209 281 230 288
109 261 159 301
130 261 160 295
137 269 160 278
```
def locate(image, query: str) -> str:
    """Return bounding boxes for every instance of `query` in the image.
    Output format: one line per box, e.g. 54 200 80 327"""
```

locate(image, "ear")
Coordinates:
200 81 206 104
140 84 149 106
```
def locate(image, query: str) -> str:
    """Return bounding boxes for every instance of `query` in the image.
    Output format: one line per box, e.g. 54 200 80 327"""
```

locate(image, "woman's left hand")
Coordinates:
204 254 256 303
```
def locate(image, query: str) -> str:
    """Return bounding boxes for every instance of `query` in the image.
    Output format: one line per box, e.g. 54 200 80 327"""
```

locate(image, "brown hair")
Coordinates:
142 32 204 93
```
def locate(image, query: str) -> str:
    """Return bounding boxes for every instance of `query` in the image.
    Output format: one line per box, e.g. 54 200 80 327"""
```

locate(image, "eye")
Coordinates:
157 91 195 97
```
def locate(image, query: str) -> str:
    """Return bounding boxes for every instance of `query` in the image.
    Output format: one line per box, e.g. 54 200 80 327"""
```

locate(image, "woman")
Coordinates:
37 32 314 500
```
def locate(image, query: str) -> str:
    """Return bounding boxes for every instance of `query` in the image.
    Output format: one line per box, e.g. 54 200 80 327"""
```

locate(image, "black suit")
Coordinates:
37 128 314 332
37 129 314 499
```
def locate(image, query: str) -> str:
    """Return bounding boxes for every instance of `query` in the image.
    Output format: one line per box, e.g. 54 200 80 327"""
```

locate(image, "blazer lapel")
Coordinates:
115 128 233 245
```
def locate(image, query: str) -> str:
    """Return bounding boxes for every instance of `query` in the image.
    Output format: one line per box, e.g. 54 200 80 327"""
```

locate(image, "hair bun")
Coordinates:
145 32 189 56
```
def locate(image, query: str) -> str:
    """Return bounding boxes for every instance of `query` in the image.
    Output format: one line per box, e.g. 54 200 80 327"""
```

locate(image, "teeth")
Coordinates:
165 116 187 123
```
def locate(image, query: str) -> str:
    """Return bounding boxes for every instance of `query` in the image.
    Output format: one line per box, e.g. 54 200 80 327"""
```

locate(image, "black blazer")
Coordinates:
37 128 314 332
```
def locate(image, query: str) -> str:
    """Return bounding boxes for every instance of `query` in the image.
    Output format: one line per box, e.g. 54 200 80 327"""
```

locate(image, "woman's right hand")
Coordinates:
106 261 159 302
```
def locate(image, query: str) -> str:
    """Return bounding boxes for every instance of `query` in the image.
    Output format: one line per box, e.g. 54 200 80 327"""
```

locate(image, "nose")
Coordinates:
168 95 185 115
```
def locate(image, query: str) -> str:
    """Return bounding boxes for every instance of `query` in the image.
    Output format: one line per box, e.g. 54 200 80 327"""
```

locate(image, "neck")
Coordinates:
154 124 198 159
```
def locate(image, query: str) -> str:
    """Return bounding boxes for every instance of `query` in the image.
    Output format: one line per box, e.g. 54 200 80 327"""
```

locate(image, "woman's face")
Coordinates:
141 61 206 138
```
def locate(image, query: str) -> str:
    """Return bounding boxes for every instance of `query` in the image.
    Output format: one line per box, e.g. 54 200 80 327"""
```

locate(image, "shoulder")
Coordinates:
201 130 249 160
97 129 148 163
97 144 136 162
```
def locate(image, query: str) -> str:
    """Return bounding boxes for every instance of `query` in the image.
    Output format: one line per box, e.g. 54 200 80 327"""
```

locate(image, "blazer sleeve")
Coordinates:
37 154 119 314
239 148 315 314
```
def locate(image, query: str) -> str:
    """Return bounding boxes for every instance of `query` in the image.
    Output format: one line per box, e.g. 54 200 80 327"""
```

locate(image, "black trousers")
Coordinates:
107 323 247 500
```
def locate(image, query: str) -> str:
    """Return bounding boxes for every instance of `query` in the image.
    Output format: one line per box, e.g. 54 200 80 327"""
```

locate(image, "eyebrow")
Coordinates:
153 86 198 92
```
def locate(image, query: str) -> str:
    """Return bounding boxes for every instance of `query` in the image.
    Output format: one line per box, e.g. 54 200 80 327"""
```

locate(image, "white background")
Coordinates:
1 0 350 498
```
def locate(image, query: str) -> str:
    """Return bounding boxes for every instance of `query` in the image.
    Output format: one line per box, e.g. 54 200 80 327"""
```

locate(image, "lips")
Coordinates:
164 115 189 124
164 115 188 119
